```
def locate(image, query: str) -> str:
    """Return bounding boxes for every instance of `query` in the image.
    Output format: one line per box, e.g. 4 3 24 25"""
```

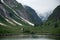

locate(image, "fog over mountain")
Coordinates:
16 0 60 14
16 0 60 20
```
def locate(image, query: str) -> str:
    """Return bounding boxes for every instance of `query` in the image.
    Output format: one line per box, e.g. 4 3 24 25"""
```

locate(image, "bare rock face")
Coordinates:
0 0 42 26
24 5 42 25
3 0 30 20
0 4 6 17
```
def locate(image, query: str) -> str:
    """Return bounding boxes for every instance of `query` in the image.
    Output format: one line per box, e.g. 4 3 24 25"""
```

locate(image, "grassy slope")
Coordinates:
0 15 60 35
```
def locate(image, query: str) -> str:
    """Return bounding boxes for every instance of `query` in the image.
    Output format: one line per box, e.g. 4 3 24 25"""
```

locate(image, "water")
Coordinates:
0 35 59 40
0 38 54 40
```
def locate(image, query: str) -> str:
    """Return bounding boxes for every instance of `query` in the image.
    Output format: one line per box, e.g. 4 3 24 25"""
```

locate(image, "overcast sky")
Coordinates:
16 0 60 16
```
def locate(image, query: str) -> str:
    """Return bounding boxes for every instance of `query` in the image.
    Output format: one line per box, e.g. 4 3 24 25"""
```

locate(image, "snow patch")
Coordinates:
0 23 7 26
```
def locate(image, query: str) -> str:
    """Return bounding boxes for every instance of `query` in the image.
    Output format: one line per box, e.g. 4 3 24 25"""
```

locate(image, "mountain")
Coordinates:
48 5 60 20
0 0 42 26
40 5 60 34
0 0 35 26
1 0 59 35
0 0 42 34
24 5 42 25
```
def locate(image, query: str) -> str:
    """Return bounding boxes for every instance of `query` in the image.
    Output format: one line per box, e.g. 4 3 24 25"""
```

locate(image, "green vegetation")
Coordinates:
0 19 60 35
0 12 60 35
0 0 60 35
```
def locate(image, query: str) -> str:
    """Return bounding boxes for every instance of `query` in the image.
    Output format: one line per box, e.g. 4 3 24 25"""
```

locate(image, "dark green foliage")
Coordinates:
30 32 35 34
23 30 31 34
54 23 58 28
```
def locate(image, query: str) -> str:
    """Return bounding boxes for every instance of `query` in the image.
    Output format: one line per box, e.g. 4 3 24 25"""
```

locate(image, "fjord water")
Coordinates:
1 38 54 40
0 35 56 40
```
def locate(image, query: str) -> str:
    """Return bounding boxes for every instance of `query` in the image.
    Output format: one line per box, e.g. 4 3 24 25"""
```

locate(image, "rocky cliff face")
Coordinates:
3 0 30 21
0 0 42 26
24 5 42 25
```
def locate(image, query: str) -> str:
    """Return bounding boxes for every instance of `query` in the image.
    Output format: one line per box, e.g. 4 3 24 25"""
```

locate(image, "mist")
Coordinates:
16 0 60 15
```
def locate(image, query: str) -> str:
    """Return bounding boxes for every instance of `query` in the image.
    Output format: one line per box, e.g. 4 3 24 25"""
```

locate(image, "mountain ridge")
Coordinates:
0 0 42 27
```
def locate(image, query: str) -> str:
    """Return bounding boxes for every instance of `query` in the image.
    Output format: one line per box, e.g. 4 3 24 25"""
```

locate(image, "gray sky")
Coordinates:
16 0 60 15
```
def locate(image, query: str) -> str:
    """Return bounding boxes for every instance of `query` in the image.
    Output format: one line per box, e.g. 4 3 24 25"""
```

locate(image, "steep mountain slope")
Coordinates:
0 0 43 34
48 5 60 20
24 5 42 25
3 0 29 20
0 0 35 26
40 5 60 34
0 0 42 26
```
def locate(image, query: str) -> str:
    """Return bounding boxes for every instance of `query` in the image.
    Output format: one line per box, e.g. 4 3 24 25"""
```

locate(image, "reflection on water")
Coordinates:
0 35 60 40
0 38 55 40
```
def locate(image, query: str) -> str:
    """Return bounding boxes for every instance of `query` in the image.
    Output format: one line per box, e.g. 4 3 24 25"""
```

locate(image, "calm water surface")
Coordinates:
0 35 59 40
0 38 55 40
